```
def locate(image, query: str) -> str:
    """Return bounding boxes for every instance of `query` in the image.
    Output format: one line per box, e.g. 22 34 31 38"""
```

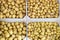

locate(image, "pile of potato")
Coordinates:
56 27 60 40
28 0 59 18
0 21 60 40
0 0 26 18
0 21 26 40
0 0 59 18
28 22 59 40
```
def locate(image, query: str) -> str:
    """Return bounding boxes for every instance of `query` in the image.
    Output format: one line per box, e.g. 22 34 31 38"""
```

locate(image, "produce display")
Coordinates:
0 21 26 40
0 0 26 18
28 22 59 40
28 0 59 18
0 0 60 40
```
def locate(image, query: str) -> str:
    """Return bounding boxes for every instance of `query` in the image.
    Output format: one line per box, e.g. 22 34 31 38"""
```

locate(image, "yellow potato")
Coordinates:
0 21 26 40
28 22 58 40
0 0 26 18
28 0 59 18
